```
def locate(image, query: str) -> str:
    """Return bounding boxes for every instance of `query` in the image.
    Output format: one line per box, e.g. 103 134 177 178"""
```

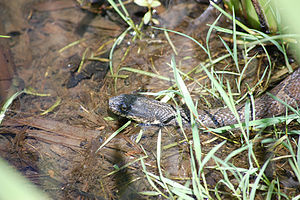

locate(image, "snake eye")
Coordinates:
120 103 128 111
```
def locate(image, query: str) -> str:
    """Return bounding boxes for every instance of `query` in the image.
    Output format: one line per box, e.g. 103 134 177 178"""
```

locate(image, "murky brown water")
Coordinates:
0 0 299 199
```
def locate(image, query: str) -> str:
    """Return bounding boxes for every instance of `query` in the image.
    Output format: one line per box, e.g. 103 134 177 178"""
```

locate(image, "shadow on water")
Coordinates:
112 144 142 200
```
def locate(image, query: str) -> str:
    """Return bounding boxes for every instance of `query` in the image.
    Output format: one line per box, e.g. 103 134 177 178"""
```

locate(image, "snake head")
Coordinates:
109 94 191 126
109 94 156 124
109 94 135 116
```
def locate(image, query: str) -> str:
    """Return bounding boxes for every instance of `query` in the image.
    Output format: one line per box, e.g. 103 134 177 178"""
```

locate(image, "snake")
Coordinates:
109 68 300 128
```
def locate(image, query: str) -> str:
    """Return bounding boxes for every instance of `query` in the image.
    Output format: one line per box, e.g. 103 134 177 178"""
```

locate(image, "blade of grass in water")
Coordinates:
77 47 89 73
170 56 201 153
143 168 202 199
119 67 175 82
266 180 276 200
218 35 234 60
210 114 299 133
58 38 86 53
206 13 223 62
236 66 268 105
109 27 131 76
286 136 300 183
152 26 208 55
210 1 256 35
104 155 147 177
237 54 257 94
199 141 226 171
96 121 131 152
140 159 169 199
0 91 24 124
40 97 61 115
207 24 259 40
213 155 248 198
156 128 174 199
249 158 270 200
0 35 11 38
164 30 177 55
138 191 161 196
232 8 239 73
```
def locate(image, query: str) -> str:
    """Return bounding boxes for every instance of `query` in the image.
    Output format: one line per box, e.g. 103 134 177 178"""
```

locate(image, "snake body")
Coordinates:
109 68 300 128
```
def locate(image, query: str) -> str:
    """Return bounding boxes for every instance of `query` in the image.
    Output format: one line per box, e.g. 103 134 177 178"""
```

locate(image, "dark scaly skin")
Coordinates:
109 68 300 128
109 94 190 126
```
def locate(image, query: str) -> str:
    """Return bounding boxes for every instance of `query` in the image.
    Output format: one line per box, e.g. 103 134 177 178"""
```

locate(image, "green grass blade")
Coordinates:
119 67 175 82
152 26 208 55
96 121 131 152
0 91 24 124
156 129 174 199
249 158 270 200
109 27 131 76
